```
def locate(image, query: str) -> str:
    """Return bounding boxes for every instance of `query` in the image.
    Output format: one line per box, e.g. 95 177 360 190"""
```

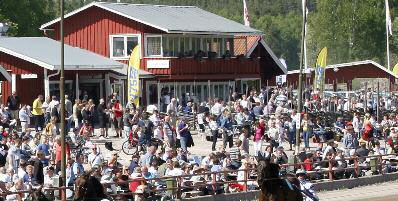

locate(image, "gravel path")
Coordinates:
318 180 398 200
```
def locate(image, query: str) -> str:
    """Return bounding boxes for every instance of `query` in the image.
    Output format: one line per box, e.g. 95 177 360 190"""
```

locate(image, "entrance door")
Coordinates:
79 83 101 104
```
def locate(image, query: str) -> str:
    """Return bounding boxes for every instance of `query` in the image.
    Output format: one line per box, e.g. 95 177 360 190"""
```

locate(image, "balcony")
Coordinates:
142 56 260 80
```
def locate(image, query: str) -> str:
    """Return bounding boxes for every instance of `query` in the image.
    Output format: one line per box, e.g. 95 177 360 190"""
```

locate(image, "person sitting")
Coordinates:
355 139 370 163
334 117 345 130
6 178 27 200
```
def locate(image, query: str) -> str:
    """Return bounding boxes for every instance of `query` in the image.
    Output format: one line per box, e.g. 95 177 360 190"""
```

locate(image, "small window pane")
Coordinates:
226 38 234 56
163 36 169 56
168 37 175 56
113 37 125 57
147 36 162 56
127 37 139 56
179 37 185 55
173 38 179 57
193 38 201 53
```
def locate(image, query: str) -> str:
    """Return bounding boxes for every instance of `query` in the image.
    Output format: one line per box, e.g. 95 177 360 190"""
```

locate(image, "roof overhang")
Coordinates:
0 65 11 82
287 60 398 79
0 46 124 71
0 46 54 70
40 2 262 36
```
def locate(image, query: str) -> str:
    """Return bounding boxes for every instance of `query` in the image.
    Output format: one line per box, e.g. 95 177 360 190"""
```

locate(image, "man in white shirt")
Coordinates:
87 145 103 169
166 98 178 116
211 99 223 116
165 161 184 176
240 95 251 109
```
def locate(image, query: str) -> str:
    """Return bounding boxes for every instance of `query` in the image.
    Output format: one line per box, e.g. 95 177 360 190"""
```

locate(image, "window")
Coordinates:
192 38 201 54
212 38 221 57
146 36 162 56
110 35 140 59
225 38 234 56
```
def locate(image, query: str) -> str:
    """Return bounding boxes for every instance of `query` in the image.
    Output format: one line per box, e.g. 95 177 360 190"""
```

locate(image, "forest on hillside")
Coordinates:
1 0 398 70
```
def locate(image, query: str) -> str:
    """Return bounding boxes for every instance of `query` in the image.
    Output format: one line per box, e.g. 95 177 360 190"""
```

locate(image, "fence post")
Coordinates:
328 160 333 181
244 168 248 192
177 176 182 199
377 155 384 174
354 156 359 178
212 172 217 194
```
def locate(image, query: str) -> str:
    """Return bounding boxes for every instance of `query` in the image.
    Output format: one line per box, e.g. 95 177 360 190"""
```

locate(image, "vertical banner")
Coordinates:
314 47 327 93
128 45 140 106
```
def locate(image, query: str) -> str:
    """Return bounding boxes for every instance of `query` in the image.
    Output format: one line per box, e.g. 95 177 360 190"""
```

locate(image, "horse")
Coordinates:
74 171 112 201
257 154 303 201
26 187 49 201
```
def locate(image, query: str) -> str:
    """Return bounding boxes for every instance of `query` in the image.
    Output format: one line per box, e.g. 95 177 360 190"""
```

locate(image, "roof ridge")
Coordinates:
95 1 197 8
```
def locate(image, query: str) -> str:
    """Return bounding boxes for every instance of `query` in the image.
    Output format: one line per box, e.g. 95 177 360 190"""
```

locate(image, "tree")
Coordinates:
0 0 55 36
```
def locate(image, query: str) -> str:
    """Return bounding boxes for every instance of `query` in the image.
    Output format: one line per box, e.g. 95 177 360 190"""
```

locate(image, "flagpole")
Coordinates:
304 8 308 69
296 0 307 154
59 0 66 200
386 0 391 70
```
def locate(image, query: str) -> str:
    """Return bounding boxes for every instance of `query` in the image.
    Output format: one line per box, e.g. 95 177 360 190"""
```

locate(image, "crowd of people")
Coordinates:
0 86 396 200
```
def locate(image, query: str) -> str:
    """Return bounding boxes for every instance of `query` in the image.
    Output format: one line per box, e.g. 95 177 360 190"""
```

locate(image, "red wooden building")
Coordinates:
0 37 128 104
40 2 285 105
273 60 398 91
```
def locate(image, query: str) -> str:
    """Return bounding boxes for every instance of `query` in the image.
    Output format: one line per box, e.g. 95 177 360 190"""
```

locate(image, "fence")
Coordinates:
1 153 397 200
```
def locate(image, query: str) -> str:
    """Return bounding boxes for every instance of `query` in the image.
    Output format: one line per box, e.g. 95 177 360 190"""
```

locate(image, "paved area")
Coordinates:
318 181 398 201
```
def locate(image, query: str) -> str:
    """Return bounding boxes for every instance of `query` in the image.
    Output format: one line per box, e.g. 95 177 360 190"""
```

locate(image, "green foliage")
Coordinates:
0 0 396 70
0 0 55 36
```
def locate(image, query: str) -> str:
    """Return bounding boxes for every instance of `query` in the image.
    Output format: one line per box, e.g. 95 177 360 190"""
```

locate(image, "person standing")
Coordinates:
32 95 44 132
177 118 189 152
19 104 30 132
6 91 20 121
112 100 123 138
42 96 51 125
209 116 219 151
163 116 175 148
72 99 82 131
65 95 73 133
97 99 109 138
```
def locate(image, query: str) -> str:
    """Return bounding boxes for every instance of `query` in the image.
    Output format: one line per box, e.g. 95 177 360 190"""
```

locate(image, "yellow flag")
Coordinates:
393 63 398 75
313 47 327 93
128 45 140 106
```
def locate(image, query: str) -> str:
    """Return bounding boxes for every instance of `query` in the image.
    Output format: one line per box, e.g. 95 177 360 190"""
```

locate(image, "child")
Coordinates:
79 120 93 138
209 116 218 151
153 125 163 140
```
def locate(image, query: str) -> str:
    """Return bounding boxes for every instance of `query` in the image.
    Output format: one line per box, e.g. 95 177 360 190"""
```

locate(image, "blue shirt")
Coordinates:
37 144 50 156
72 162 84 177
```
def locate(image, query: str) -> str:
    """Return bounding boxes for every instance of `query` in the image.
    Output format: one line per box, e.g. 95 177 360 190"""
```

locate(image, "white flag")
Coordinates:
243 0 250 27
386 0 393 36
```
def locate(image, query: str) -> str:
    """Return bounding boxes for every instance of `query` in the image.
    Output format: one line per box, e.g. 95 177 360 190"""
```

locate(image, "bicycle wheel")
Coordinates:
122 140 138 155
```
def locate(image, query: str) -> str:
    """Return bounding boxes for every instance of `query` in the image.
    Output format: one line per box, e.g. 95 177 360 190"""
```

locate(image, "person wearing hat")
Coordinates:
296 169 319 201
342 125 358 157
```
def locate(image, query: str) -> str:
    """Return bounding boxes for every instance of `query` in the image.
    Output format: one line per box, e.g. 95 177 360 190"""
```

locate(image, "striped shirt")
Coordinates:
229 146 240 161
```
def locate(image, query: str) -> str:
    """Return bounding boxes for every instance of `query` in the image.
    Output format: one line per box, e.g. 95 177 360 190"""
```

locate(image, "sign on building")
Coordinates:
21 74 38 79
147 60 170 69
276 75 287 85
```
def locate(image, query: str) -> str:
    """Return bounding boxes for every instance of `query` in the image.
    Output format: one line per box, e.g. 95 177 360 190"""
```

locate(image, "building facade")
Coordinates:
41 2 285 105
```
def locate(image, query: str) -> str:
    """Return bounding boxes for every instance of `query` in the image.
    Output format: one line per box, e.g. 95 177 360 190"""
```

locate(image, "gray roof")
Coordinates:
0 37 124 70
41 2 261 35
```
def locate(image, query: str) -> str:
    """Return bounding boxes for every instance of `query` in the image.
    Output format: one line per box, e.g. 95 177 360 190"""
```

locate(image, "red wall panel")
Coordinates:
0 52 44 105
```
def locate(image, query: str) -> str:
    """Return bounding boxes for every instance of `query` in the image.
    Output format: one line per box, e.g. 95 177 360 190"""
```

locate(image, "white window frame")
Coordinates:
109 34 141 60
144 34 163 57
142 34 235 58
